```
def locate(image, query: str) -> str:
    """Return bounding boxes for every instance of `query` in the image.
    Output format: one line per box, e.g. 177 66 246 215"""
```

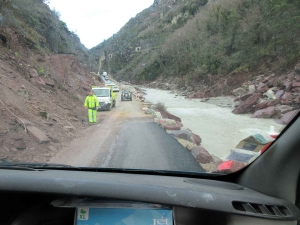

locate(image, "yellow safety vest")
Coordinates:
84 95 99 109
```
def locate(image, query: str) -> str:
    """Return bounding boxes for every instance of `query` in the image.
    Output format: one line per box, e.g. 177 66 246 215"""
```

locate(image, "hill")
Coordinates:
89 0 300 89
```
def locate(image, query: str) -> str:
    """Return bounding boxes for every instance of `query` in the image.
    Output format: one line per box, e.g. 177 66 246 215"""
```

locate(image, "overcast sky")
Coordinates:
48 0 153 49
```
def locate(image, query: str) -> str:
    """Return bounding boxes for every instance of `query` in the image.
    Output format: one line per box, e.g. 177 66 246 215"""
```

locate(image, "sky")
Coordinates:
48 0 153 49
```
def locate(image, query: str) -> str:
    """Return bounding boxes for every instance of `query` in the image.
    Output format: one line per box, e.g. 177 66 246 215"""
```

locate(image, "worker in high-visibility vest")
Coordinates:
84 90 99 124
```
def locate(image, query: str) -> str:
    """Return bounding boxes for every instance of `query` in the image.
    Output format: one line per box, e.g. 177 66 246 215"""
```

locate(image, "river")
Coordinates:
144 88 285 159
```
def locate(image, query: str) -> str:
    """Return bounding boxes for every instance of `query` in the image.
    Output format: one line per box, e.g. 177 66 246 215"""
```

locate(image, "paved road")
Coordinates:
50 92 203 172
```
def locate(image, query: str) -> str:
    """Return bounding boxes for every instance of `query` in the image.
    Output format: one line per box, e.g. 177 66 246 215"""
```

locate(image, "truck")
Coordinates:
92 87 116 111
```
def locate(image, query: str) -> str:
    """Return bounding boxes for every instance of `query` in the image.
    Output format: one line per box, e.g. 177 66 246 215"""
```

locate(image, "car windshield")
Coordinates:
0 0 299 175
93 89 110 97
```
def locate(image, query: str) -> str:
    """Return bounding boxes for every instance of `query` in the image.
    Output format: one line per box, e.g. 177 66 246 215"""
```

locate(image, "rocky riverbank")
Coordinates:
142 62 300 126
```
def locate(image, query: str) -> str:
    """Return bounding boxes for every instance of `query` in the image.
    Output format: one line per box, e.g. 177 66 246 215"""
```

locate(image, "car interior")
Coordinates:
0 112 299 225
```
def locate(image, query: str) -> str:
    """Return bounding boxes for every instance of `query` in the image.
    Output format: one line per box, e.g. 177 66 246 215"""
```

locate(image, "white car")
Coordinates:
112 86 119 92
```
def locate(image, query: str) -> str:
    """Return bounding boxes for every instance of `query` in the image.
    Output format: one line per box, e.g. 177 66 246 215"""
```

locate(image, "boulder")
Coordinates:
263 89 276 99
191 146 214 164
267 78 275 87
232 87 246 96
42 77 55 87
292 87 300 93
145 108 155 115
232 93 262 114
168 130 194 143
29 68 39 77
294 94 300 104
177 138 196 151
284 81 292 91
240 94 252 101
217 160 246 173
153 111 162 119
27 126 50 144
252 106 275 118
157 110 181 122
257 82 268 93
248 85 256 94
192 133 202 146
281 92 292 104
292 82 300 87
287 72 295 81
162 124 181 130
254 99 280 111
275 110 300 125
275 105 293 114
275 90 285 99
160 119 176 126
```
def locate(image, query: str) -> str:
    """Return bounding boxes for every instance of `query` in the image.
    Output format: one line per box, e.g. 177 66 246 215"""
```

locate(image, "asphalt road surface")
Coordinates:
50 93 203 172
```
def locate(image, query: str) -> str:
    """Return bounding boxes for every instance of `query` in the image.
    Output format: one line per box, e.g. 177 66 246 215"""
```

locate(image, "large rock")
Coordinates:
27 126 50 144
192 133 202 146
292 82 300 87
281 92 292 104
29 68 39 77
232 87 247 96
158 110 181 122
275 110 300 125
168 130 194 143
191 146 214 164
160 119 176 126
254 99 280 111
275 90 285 99
257 82 268 93
263 89 276 99
294 94 300 104
162 124 181 130
284 81 292 91
232 93 262 114
252 106 275 118
275 105 293 114
248 85 256 94
177 138 196 151
240 94 252 101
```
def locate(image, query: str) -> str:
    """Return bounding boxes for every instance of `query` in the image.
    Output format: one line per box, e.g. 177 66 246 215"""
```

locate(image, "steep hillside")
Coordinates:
0 0 101 162
89 0 300 87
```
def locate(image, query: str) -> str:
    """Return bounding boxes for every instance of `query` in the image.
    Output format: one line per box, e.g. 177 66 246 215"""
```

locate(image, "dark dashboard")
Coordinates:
0 169 299 225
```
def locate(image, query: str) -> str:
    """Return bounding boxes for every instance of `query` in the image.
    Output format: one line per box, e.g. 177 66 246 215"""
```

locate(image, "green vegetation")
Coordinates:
89 0 300 84
0 0 87 60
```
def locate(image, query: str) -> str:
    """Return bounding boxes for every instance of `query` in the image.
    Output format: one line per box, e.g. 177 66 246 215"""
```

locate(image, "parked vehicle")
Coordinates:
121 90 132 101
112 86 119 92
92 87 114 111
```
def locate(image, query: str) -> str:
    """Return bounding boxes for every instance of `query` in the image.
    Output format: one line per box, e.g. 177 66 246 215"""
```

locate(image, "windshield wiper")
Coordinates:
0 159 74 170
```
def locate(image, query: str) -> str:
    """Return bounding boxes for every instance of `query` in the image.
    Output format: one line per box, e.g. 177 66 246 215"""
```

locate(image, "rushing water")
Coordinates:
144 88 285 159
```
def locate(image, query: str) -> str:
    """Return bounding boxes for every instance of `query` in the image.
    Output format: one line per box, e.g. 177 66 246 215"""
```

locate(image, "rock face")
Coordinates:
191 146 213 164
27 126 49 144
232 93 262 114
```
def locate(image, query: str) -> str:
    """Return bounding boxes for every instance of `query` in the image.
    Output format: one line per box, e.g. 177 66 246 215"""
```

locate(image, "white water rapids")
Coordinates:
144 88 285 159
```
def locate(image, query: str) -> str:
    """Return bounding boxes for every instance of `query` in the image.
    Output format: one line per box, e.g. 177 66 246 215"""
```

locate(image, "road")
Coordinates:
50 94 203 172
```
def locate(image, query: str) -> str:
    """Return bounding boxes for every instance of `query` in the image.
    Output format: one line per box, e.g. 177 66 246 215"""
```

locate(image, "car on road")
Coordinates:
92 87 115 111
121 90 132 101
112 86 119 92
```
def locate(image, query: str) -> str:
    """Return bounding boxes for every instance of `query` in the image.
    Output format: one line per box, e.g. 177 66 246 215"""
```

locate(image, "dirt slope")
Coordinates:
0 47 102 163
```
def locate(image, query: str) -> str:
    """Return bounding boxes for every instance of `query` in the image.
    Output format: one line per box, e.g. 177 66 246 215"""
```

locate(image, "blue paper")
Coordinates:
76 207 173 225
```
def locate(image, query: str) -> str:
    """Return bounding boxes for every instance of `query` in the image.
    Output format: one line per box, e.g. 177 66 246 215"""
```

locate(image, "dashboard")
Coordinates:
0 169 299 225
